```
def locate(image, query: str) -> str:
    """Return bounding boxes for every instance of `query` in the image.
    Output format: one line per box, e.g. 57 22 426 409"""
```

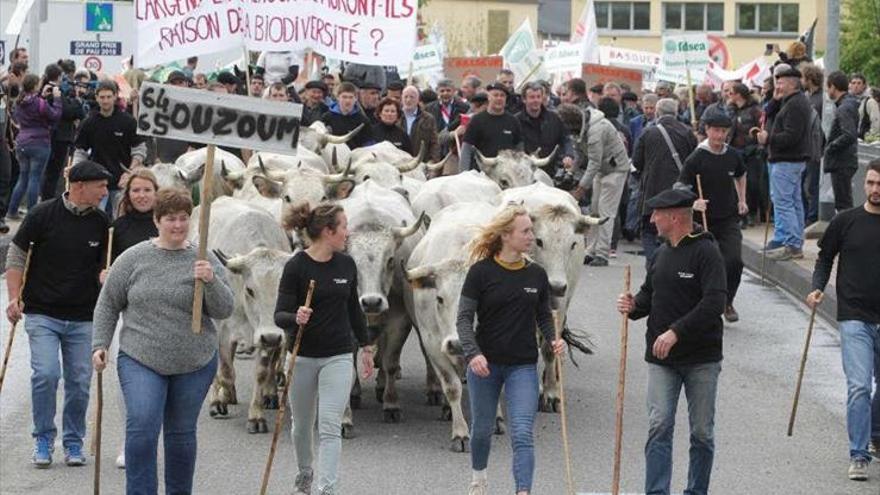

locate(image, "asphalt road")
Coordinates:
0 246 877 494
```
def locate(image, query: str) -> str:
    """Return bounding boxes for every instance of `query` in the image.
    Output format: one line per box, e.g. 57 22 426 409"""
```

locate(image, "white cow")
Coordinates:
151 147 246 196
189 196 293 433
410 171 502 220
475 148 556 189
499 182 606 411
404 202 497 451
248 148 329 174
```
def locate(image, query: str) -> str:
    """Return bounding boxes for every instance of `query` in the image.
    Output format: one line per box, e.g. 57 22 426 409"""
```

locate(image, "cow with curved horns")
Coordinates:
475 146 557 189
499 182 607 411
151 147 246 197
189 196 293 433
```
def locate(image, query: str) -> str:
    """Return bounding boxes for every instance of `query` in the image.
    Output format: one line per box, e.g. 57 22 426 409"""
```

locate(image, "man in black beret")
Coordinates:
5 160 111 468
358 80 382 125
301 80 329 126
677 111 748 323
617 186 727 495
216 71 241 95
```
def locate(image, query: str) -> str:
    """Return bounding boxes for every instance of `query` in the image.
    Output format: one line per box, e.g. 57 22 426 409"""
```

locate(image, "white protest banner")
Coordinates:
705 56 771 89
398 44 443 79
135 0 241 68
241 0 419 67
137 82 304 155
136 0 419 69
658 33 710 84
571 0 600 63
600 46 661 71
500 20 542 84
4 0 37 36
544 42 581 83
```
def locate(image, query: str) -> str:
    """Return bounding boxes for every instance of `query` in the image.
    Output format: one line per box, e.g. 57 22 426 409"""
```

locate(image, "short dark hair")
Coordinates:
731 82 752 100
154 188 193 220
375 96 401 120
96 79 118 95
827 71 849 92
336 82 357 96
498 68 514 78
10 47 27 62
800 64 824 89
869 159 880 176
850 73 867 84
521 82 544 99
565 78 587 97
598 97 620 118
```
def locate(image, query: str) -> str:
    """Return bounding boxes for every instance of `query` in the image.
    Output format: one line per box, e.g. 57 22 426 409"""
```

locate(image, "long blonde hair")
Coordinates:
468 204 529 262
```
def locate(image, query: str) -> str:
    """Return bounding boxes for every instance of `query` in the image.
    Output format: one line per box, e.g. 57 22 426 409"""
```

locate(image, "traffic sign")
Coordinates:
85 2 113 32
83 56 103 72
70 41 122 56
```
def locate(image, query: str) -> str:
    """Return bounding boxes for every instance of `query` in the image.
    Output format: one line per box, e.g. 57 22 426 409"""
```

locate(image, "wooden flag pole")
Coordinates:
191 145 216 333
611 265 632 495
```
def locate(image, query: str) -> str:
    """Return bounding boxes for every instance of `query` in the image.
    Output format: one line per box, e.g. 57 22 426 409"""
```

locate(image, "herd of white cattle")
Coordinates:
157 123 604 451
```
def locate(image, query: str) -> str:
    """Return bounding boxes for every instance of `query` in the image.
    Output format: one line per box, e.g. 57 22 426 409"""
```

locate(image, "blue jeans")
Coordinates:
118 352 217 495
768 161 806 249
645 361 721 495
839 320 880 461
468 363 539 493
9 144 51 215
25 314 93 449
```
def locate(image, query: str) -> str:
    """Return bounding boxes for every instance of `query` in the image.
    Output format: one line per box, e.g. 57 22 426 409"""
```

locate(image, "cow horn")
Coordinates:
219 160 229 178
392 211 427 239
212 249 230 266
530 145 558 168
406 263 437 282
396 146 425 173
476 150 498 168
323 124 364 145
322 160 354 184
426 152 453 172
331 147 339 171
581 215 608 226
258 155 269 176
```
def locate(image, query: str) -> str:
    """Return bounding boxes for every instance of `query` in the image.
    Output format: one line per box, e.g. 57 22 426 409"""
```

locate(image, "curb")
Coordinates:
741 237 837 324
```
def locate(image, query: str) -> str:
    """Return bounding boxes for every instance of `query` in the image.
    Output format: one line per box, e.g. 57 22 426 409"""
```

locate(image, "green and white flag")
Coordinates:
657 33 710 84
500 20 544 85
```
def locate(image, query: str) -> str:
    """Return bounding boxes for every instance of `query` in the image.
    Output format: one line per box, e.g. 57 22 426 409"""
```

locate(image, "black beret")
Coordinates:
216 72 239 85
484 82 509 95
470 92 489 104
166 70 189 84
703 110 733 128
386 80 405 91
774 66 801 79
645 187 698 210
305 80 328 92
358 80 382 91
622 91 639 102
69 160 113 183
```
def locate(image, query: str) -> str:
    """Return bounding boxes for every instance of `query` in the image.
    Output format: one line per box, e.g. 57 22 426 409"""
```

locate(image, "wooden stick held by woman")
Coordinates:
788 300 820 436
552 310 575 495
93 371 104 495
0 242 34 395
191 145 217 333
260 280 316 495
90 226 114 456
611 265 632 495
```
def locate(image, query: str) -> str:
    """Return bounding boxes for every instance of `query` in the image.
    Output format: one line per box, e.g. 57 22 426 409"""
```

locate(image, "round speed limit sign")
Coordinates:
84 56 103 72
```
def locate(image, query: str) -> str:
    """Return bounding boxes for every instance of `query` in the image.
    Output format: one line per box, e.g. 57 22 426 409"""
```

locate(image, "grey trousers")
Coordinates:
588 171 629 259
291 353 354 493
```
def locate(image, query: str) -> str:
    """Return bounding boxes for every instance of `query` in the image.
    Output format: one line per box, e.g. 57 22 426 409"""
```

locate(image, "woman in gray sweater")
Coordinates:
91 188 234 495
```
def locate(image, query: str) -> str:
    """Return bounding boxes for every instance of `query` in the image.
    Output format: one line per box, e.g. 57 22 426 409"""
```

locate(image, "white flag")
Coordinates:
571 0 600 63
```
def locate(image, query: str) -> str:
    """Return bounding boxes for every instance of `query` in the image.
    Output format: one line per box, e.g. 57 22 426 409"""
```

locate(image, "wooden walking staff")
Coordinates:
90 227 114 456
0 242 34 395
787 299 820 437
191 145 217 333
551 310 575 495
260 280 316 495
93 370 104 495
760 206 772 286
611 265 632 495
695 174 709 231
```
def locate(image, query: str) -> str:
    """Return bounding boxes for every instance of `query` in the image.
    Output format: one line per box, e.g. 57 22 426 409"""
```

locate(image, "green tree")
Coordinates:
840 0 880 81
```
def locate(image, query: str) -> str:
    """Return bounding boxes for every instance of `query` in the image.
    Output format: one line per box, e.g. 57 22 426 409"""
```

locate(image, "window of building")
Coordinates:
737 3 799 34
595 2 651 31
663 3 724 32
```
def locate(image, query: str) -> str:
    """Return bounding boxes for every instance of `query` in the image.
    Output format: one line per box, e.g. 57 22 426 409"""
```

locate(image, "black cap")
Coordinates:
358 80 382 91
484 82 508 95
470 92 489 104
622 91 639 102
386 80 405 91
702 110 733 128
305 80 328 92
645 187 698 210
216 72 239 85
166 70 189 84
774 65 801 79
69 160 113 183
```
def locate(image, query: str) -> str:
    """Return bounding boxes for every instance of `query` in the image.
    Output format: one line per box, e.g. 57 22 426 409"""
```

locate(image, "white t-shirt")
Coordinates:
256 51 304 85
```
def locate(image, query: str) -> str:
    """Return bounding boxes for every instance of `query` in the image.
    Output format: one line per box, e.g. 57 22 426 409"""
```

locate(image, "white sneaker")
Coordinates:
115 452 125 469
467 479 488 495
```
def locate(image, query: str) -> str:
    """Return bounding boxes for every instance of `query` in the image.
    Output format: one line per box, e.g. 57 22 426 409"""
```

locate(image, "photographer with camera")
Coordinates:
41 64 86 200
5 71 61 220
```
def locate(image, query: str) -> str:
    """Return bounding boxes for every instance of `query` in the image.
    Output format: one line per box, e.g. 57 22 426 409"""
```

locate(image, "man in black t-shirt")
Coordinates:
73 80 146 217
459 83 522 171
808 161 880 482
678 113 748 323
5 161 111 468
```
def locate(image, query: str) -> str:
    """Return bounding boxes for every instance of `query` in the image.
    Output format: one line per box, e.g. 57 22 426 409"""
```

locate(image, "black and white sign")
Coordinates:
137 82 304 154
70 40 123 56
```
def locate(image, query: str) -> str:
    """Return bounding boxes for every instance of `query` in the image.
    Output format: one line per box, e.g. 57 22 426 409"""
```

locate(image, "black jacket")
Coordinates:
320 103 374 150
371 122 412 154
630 231 727 366
633 115 697 216
767 91 812 163
52 95 86 143
425 98 469 131
823 93 860 172
515 107 571 174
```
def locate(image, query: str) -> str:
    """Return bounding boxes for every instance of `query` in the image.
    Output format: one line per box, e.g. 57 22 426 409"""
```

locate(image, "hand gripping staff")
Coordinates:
552 310 575 495
0 241 34 395
787 298 820 437
611 265 632 495
191 145 217 333
260 280 316 495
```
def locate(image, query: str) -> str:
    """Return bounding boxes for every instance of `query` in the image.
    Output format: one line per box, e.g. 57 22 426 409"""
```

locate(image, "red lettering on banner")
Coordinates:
136 0 200 21
159 12 222 50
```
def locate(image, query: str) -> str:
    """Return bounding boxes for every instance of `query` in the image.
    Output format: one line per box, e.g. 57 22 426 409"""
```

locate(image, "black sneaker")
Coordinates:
583 254 595 265
724 305 739 323
0 219 8 234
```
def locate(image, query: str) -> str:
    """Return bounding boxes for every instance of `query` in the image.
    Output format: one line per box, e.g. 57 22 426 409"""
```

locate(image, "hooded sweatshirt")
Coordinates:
320 101 374 149
630 231 727 366
13 93 62 148
679 140 746 223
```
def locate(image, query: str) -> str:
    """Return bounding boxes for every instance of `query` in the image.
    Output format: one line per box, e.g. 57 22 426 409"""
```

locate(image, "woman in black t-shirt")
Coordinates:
456 205 564 495
274 201 374 495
